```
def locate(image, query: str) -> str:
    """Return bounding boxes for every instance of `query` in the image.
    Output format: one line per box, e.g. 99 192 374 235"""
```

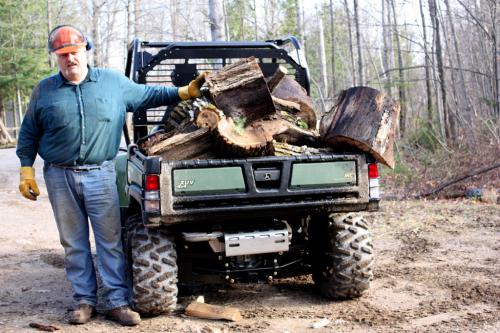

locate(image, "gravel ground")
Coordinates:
0 147 498 333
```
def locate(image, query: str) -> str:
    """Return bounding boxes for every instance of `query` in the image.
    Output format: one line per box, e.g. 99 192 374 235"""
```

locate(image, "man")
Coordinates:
16 25 205 326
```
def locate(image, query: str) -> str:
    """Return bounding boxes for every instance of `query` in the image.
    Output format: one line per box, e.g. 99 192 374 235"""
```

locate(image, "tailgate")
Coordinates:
159 154 370 223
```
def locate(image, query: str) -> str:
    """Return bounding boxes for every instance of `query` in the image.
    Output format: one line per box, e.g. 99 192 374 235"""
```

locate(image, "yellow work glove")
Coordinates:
178 71 208 100
19 166 40 201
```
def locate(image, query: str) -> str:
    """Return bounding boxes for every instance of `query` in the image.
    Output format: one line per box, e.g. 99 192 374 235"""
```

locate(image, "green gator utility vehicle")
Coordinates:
116 37 380 315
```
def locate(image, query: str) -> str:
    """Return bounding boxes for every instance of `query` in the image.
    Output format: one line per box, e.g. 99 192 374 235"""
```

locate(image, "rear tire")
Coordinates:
310 212 374 299
127 214 178 315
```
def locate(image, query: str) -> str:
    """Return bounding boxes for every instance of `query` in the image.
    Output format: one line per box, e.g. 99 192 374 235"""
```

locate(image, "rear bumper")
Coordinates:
143 200 379 227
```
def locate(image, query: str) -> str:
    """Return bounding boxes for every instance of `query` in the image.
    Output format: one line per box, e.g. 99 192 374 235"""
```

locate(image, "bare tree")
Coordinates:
329 0 336 94
353 0 363 85
208 0 226 41
390 0 407 135
318 9 328 99
381 0 391 94
296 0 305 49
134 0 141 38
343 0 356 86
429 0 455 142
419 0 433 127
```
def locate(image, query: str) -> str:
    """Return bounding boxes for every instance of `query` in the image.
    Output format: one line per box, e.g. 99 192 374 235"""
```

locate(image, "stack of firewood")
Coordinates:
139 57 400 168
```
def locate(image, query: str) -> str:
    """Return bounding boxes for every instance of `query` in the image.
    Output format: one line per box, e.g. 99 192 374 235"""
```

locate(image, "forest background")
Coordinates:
0 0 498 198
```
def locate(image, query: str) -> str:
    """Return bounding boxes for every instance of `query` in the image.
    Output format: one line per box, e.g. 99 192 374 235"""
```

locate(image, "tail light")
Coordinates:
368 163 380 200
144 174 160 212
145 174 159 191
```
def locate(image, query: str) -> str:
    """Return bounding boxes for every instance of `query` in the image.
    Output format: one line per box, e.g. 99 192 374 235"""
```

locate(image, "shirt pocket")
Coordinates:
95 97 113 122
43 103 69 130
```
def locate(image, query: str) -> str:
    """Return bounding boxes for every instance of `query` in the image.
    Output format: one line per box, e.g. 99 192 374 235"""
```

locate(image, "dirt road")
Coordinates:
0 147 498 332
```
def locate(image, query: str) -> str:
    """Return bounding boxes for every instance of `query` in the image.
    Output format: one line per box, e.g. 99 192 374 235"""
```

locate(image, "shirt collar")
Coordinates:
55 66 97 87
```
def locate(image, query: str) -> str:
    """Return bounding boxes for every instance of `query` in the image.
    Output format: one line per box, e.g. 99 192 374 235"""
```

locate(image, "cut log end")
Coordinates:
195 107 221 130
215 118 273 157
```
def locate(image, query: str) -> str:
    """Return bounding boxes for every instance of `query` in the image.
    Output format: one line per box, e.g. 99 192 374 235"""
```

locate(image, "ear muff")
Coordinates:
85 35 93 51
48 24 92 53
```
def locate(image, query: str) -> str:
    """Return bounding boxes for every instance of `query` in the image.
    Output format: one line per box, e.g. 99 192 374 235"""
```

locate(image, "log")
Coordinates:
195 106 222 130
206 57 276 124
215 117 273 157
266 65 288 92
138 119 198 152
254 118 319 146
146 127 217 160
185 301 242 322
319 86 400 168
28 323 61 332
273 142 333 156
416 162 500 199
271 76 316 129
272 96 317 130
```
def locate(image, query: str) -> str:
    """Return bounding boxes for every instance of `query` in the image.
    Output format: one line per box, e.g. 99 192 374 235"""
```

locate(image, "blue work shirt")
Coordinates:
16 67 180 167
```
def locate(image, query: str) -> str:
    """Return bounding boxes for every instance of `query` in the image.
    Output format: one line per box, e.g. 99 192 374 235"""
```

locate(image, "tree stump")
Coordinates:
319 86 400 168
206 57 276 124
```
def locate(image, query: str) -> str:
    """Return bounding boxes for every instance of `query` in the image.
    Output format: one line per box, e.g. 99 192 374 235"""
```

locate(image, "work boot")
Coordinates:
68 304 96 324
105 306 141 326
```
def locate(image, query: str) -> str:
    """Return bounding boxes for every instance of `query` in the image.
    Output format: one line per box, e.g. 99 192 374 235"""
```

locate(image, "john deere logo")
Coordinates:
177 179 195 189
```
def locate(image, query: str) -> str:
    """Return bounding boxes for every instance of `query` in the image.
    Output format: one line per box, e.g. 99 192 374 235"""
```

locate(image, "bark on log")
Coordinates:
319 86 400 168
266 65 288 92
146 127 217 160
272 96 316 129
254 118 319 146
271 76 316 128
206 57 276 124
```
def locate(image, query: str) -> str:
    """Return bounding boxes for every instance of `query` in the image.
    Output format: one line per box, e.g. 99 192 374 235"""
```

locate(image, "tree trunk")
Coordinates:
170 0 178 39
390 0 406 137
319 86 400 168
0 96 15 144
253 0 258 40
343 0 356 85
329 0 336 95
318 10 328 99
209 0 226 41
134 0 141 38
206 57 275 124
381 0 391 94
353 0 363 85
491 3 500 138
46 0 53 68
296 0 305 49
444 0 476 133
429 0 455 143
419 0 434 127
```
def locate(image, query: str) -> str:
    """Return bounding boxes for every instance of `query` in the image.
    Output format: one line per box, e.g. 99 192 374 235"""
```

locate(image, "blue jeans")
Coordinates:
43 161 129 310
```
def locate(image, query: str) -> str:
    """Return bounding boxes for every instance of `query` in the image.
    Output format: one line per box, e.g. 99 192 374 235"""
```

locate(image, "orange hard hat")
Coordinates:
48 25 88 54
